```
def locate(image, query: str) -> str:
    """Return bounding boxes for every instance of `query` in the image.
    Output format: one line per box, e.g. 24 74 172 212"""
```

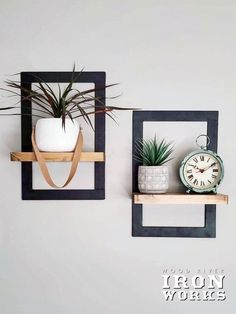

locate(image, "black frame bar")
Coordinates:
132 110 218 238
21 71 106 200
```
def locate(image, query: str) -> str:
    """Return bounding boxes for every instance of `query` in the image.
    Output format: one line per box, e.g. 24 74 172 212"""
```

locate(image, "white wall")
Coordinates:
0 0 236 313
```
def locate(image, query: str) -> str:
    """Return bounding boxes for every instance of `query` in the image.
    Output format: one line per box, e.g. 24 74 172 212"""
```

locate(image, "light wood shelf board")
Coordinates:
133 193 228 205
10 152 105 162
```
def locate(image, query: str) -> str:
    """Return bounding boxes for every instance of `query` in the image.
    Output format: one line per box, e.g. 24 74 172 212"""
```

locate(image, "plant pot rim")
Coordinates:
37 117 76 120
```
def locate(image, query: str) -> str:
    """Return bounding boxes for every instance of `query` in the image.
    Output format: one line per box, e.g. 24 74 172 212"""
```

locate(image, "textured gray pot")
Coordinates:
138 165 169 194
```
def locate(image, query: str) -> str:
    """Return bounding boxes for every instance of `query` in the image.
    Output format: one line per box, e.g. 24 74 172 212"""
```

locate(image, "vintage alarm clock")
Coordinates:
179 135 224 193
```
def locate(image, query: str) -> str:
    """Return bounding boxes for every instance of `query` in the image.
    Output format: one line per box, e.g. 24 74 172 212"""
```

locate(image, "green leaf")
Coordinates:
134 136 174 166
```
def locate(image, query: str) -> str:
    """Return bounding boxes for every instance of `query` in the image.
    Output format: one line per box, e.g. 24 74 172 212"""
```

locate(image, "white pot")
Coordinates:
138 165 169 194
35 118 80 152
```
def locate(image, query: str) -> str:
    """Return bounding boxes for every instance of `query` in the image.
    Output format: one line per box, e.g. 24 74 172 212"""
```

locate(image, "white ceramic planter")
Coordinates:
35 118 80 152
138 165 169 194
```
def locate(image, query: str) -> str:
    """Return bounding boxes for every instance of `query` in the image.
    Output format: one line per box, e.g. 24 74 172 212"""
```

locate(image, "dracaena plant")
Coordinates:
134 135 174 166
0 66 127 129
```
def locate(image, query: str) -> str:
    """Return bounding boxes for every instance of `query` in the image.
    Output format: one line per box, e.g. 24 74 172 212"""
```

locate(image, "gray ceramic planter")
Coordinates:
138 165 169 194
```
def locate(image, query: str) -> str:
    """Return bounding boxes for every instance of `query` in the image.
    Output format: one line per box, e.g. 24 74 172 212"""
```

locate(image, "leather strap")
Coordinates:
31 127 83 188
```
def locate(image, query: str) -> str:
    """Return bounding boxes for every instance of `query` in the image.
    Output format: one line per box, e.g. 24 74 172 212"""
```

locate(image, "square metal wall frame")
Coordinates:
21 71 105 200
132 111 218 238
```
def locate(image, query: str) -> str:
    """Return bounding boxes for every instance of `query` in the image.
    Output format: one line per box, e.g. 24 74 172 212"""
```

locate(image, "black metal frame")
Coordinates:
21 71 106 200
132 111 218 238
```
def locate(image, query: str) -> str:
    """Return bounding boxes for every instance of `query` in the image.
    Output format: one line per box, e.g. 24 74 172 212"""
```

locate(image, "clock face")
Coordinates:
181 152 223 191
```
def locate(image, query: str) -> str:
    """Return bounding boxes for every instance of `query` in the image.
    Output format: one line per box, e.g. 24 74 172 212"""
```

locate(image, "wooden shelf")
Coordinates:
133 193 228 205
10 152 105 162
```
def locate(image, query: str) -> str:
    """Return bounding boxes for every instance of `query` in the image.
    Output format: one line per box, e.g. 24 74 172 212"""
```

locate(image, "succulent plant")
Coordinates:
134 135 174 166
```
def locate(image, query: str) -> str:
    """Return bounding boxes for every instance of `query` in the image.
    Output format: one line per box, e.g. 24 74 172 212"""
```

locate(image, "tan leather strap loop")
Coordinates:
31 127 83 188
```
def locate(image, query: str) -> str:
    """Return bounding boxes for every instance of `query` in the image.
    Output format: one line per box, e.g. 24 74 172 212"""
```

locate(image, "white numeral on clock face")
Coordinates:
184 153 221 189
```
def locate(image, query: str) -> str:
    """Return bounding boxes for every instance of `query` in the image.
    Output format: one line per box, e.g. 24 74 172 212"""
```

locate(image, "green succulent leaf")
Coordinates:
134 135 174 166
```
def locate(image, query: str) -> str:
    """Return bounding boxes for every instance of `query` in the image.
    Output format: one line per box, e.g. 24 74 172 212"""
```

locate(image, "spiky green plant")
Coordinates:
0 66 130 129
134 136 174 166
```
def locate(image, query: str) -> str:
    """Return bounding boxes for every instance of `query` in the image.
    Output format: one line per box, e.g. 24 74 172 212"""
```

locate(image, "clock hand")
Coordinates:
196 168 205 173
196 162 216 173
202 162 216 172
